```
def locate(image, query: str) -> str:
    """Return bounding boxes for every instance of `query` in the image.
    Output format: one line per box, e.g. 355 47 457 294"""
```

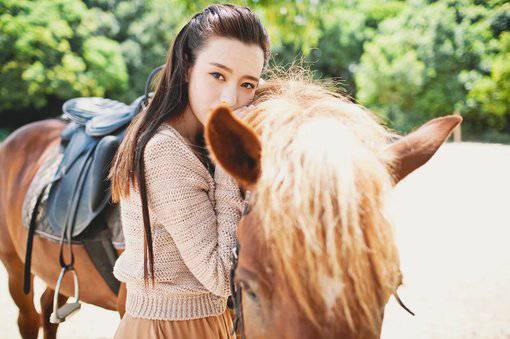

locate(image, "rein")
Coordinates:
229 191 251 339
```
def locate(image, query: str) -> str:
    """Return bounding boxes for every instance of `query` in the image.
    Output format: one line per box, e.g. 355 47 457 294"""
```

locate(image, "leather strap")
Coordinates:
24 190 44 294
82 230 120 295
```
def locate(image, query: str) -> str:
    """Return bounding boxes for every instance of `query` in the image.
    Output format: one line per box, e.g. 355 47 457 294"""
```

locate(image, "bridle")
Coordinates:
229 191 251 339
228 191 414 339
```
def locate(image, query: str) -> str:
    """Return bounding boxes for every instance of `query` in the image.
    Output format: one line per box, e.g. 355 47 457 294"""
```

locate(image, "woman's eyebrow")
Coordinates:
209 62 260 82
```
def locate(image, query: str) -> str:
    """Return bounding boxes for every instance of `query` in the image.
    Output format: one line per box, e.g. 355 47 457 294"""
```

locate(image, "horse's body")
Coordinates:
0 119 125 339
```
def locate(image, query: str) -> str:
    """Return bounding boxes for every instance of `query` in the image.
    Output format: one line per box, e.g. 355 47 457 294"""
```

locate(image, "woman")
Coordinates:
109 4 270 338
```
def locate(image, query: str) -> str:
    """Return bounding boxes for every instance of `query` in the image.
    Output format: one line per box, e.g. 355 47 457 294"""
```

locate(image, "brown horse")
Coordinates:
0 118 127 339
205 75 462 338
0 74 460 339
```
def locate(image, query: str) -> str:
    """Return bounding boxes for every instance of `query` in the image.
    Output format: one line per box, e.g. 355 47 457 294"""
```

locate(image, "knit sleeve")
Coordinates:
144 133 242 297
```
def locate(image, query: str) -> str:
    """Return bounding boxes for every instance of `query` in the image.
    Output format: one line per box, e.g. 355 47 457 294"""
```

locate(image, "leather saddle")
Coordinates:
45 95 144 237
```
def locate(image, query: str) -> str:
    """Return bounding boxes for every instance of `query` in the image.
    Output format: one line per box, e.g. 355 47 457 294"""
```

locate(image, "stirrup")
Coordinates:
50 266 81 324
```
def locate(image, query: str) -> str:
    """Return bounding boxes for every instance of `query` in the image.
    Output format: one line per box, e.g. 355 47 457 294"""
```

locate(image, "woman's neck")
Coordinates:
168 105 203 145
165 105 212 172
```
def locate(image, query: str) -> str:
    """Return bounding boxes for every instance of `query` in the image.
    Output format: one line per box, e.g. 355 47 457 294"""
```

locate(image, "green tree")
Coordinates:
461 3 510 140
80 0 188 101
312 0 406 94
354 0 491 133
470 32 509 119
0 0 127 126
1 0 507 142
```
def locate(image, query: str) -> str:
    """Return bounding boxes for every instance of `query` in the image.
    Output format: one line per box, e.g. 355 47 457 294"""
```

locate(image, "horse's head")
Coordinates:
206 76 461 339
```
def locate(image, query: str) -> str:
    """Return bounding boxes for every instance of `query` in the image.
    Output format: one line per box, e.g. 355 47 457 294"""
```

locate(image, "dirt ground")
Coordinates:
1 142 509 338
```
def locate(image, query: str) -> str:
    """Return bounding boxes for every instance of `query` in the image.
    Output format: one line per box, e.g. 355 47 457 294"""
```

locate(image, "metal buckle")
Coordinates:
232 246 239 260
242 191 252 216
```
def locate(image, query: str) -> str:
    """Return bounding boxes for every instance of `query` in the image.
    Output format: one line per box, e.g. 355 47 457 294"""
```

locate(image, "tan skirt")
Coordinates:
114 311 235 339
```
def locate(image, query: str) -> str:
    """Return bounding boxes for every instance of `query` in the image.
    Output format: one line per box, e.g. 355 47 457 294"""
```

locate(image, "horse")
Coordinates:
0 73 460 339
205 74 462 338
0 118 127 339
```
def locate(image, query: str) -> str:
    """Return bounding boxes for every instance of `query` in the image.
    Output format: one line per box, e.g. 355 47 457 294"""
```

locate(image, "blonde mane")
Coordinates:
245 70 402 336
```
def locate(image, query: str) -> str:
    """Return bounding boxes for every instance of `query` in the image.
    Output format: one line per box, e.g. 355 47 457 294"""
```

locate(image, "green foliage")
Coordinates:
463 4 510 135
0 0 127 124
0 128 9 142
354 0 495 132
81 0 187 101
473 33 510 115
0 0 508 142
312 0 406 94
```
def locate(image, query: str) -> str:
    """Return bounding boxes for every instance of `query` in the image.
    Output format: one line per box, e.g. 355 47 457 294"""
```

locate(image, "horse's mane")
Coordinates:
245 68 402 335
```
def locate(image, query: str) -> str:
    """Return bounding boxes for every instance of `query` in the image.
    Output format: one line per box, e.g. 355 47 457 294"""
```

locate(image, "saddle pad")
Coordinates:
22 143 125 249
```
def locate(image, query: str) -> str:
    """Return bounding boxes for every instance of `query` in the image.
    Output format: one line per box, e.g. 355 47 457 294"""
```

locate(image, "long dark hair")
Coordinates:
109 4 270 284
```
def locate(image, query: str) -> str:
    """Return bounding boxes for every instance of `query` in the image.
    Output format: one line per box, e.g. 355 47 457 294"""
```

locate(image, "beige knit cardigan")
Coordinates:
113 123 243 320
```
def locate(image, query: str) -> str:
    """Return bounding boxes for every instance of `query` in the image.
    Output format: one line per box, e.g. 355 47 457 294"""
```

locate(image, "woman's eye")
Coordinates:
210 72 225 81
242 82 255 89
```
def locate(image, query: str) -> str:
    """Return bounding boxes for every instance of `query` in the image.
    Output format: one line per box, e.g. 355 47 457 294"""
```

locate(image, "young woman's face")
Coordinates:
187 36 265 125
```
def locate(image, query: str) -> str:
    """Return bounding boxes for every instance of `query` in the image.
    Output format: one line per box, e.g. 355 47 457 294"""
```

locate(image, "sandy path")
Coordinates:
382 142 510 338
1 142 509 338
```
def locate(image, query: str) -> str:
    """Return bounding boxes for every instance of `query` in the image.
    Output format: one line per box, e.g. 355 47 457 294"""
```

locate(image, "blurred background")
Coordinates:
0 0 508 142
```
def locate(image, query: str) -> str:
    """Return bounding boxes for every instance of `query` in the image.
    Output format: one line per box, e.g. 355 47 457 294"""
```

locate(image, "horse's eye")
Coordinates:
247 289 258 301
239 280 259 302
242 202 251 215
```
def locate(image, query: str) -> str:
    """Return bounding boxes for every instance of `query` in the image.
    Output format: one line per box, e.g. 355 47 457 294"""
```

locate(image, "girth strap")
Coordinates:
229 242 244 338
82 231 120 295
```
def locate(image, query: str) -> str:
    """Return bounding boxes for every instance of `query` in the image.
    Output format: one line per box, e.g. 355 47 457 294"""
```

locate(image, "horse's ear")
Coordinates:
205 103 262 187
387 115 462 184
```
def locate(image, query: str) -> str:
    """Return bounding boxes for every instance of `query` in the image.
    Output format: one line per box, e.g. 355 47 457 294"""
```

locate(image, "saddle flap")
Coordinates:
87 134 121 212
58 131 96 175
47 140 95 236
47 129 125 237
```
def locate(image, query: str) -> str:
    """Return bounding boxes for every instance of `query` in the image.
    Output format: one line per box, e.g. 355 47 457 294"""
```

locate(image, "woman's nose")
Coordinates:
219 86 237 108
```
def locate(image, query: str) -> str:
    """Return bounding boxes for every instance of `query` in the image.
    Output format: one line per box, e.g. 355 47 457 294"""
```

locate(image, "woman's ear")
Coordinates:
205 103 261 187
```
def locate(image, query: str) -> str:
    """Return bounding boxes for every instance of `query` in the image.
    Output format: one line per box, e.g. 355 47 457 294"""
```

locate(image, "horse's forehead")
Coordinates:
237 214 263 264
237 212 359 338
237 213 276 285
